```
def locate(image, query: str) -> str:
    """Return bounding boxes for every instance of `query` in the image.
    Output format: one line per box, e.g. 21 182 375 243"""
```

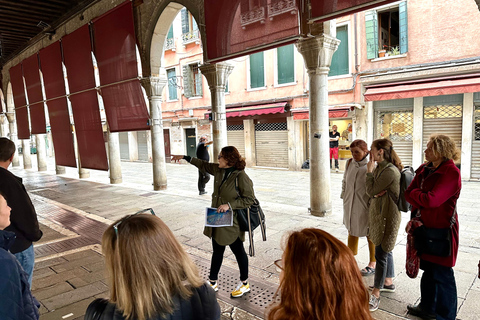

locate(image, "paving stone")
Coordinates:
39 298 94 320
68 270 107 288
33 266 56 280
32 267 90 290
32 282 74 300
42 281 108 311
50 254 104 273
34 257 68 270
62 249 103 262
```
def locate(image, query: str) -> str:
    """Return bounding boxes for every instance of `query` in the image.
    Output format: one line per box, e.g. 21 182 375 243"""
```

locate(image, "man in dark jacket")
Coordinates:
0 138 42 287
0 192 40 320
196 135 213 195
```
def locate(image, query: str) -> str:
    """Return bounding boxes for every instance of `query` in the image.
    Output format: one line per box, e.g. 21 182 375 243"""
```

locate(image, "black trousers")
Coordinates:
198 170 210 192
209 237 248 282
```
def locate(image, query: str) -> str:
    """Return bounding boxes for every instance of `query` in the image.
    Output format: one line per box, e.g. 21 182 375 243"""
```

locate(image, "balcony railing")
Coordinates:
165 38 175 51
240 6 265 29
267 0 297 20
181 29 200 46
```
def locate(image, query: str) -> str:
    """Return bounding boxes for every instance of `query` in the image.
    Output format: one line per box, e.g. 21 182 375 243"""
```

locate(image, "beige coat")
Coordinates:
190 158 255 246
365 160 401 253
341 157 370 237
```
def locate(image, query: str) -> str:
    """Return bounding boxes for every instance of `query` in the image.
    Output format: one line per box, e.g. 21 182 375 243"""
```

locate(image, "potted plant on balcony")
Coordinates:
378 45 388 58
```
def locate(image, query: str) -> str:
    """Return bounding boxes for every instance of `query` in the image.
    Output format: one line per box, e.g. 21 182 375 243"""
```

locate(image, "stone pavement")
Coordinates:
10 157 480 320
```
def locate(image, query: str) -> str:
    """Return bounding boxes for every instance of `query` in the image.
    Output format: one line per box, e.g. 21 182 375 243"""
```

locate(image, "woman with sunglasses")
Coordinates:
172 146 255 298
85 213 220 320
268 228 373 320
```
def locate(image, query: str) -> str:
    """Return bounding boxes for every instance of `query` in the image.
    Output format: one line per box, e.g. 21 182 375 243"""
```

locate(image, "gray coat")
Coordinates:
365 160 401 253
190 158 255 246
341 157 370 237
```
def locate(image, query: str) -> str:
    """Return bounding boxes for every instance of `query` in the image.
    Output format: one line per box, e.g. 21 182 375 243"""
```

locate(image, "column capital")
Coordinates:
141 76 168 97
5 112 15 123
295 35 341 74
199 62 234 91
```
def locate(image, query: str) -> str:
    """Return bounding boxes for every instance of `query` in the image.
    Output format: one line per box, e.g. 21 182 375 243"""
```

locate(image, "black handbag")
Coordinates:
85 298 123 320
413 208 456 257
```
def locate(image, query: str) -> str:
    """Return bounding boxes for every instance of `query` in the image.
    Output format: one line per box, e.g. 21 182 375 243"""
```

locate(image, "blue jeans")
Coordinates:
420 259 457 320
14 244 35 288
373 245 395 289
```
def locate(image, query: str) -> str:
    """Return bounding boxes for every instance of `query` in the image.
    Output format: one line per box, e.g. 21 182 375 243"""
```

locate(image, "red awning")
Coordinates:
9 63 30 139
292 107 350 120
310 0 398 23
22 54 46 134
226 105 286 118
364 74 480 101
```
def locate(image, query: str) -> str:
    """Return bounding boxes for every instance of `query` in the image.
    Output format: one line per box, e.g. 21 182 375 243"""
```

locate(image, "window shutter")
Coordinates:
365 11 378 59
277 44 294 84
195 64 203 96
181 8 189 34
329 25 349 77
182 64 193 98
399 1 408 54
167 26 174 39
167 69 177 100
192 14 198 31
250 52 265 88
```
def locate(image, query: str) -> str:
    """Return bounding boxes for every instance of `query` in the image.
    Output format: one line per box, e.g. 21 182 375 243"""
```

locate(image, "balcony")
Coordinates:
240 6 265 29
181 29 200 46
165 38 175 51
267 0 297 20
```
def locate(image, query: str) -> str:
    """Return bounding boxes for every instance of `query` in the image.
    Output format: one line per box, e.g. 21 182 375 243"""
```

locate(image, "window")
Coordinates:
165 26 175 51
167 68 177 100
277 44 295 85
329 25 349 77
182 63 202 98
249 52 265 89
181 8 199 45
366 1 407 59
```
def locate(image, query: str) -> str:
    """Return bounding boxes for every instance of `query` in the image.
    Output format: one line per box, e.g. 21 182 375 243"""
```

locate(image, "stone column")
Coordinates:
412 97 424 169
72 127 90 178
141 76 168 190
107 126 122 184
296 34 340 217
365 101 374 147
56 165 66 174
22 140 32 169
461 93 474 180
36 134 47 171
199 63 234 162
6 113 20 167
243 119 256 167
0 114 5 137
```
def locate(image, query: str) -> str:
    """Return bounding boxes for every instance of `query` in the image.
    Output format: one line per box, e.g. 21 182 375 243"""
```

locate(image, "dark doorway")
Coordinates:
185 128 196 159
164 129 171 163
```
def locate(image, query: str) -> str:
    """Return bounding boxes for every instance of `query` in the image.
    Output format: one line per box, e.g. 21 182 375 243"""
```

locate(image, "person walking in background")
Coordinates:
0 138 42 287
329 125 341 172
365 139 402 312
341 139 376 276
405 134 461 320
85 213 220 320
172 146 255 298
0 192 40 320
267 228 373 320
196 135 213 195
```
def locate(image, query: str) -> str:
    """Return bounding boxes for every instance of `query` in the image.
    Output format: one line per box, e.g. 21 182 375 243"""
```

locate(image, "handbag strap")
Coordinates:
415 206 457 229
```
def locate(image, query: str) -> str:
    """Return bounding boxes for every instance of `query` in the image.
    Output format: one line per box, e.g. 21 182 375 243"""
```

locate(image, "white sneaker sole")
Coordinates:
231 288 250 298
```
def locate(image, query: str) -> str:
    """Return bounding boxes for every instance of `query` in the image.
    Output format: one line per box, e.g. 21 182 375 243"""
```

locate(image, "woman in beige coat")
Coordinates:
341 139 375 276
172 146 255 299
366 139 402 312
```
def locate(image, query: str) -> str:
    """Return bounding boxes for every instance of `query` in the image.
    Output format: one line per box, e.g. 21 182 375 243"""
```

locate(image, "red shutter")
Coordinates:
9 63 30 139
22 54 46 134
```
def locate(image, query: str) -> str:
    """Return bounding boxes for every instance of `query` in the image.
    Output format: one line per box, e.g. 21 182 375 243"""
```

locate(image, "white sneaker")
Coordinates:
207 280 218 292
369 294 380 312
335 168 339 173
231 281 250 298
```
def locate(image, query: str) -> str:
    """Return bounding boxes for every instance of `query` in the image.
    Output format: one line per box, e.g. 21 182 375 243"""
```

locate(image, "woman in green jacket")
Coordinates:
365 139 402 312
172 146 255 298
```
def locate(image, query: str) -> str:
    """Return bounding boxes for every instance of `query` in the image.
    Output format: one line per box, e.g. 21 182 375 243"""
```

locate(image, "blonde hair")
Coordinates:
372 139 404 171
429 134 460 161
102 214 203 320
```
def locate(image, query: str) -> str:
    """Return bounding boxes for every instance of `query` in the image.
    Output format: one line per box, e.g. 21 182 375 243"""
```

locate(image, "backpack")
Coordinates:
398 166 415 212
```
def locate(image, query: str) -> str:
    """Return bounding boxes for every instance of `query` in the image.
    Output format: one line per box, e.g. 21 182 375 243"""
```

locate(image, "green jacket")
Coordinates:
365 160 401 253
190 158 255 246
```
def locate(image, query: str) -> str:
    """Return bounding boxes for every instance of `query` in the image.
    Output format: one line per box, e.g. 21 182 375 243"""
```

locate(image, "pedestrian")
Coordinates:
366 138 402 312
197 135 213 195
85 212 220 320
172 146 255 298
405 134 461 320
341 139 376 276
0 191 40 320
329 125 341 172
267 228 373 320
0 138 42 287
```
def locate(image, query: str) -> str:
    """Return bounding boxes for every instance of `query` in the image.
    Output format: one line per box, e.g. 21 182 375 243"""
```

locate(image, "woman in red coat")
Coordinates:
405 134 461 320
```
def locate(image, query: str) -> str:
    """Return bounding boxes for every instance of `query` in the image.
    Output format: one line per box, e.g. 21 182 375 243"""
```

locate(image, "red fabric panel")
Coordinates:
70 91 108 170
62 25 108 171
9 63 30 139
310 0 398 22
39 42 77 168
226 106 285 118
292 108 350 120
364 77 480 101
92 2 149 132
204 0 300 62
23 54 47 134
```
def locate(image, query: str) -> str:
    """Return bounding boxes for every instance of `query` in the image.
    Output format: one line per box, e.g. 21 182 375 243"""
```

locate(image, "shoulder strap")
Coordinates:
346 158 353 171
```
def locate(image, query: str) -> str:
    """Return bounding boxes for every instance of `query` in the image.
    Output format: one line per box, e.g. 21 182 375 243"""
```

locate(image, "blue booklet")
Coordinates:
205 206 233 227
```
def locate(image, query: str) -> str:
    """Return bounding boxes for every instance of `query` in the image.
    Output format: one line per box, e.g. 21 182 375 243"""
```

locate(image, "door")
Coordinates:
137 131 149 161
119 132 129 160
227 124 245 157
164 129 171 163
185 128 196 159
255 122 288 168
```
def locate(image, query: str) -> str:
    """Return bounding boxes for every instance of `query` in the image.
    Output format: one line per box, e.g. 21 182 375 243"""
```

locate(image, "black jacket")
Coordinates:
0 167 42 253
85 283 220 320
0 230 40 320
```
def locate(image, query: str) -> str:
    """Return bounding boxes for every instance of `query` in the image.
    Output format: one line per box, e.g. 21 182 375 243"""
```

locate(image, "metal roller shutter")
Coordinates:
423 105 463 163
227 124 245 157
255 122 288 168
119 132 129 160
137 131 149 161
471 106 480 179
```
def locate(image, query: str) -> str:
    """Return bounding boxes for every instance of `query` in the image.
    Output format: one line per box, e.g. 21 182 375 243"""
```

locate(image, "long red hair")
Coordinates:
267 228 373 320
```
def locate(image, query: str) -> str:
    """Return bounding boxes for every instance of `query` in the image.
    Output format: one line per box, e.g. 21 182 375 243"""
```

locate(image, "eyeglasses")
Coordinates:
274 259 283 273
113 208 156 237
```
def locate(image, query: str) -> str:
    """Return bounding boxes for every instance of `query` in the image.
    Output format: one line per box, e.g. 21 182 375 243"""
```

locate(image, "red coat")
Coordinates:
405 159 461 267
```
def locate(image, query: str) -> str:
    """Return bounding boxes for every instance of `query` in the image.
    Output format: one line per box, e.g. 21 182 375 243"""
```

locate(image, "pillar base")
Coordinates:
153 183 167 191
79 170 90 179
38 166 47 172
56 166 66 174
24 164 32 169
110 177 122 184
309 207 331 217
